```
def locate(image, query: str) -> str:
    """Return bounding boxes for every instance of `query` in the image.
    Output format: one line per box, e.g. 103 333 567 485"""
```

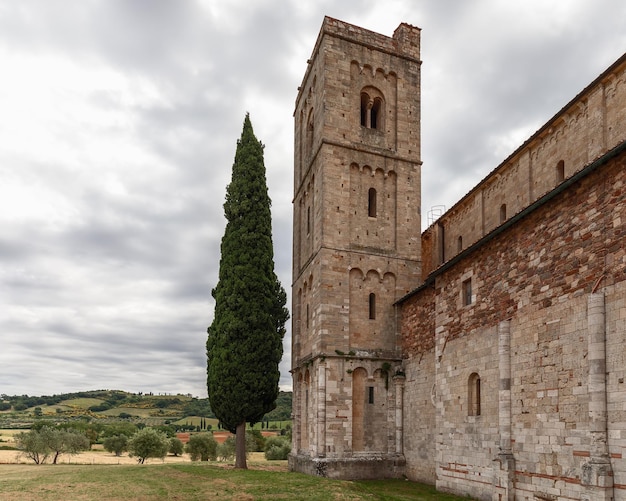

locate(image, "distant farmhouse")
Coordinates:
289 16 626 501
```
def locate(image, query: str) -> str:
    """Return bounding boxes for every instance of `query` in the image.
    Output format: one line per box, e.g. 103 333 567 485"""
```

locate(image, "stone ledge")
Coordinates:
289 453 406 480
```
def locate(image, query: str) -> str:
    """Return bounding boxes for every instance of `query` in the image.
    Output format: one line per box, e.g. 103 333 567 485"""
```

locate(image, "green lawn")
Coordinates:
0 463 473 501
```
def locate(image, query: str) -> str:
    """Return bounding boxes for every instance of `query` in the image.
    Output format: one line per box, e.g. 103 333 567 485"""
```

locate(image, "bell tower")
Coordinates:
290 17 422 479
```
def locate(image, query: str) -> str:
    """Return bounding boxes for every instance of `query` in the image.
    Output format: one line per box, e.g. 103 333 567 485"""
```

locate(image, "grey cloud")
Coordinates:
2 0 625 398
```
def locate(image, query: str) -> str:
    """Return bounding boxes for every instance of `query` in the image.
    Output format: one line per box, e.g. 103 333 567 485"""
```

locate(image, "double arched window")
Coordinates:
360 87 385 130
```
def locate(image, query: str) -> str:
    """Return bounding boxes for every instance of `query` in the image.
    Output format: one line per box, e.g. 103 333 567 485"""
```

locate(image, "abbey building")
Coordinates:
289 16 626 501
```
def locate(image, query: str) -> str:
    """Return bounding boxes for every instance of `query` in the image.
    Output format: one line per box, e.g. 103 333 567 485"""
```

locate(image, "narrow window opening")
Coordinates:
307 206 311 235
499 204 507 223
371 98 382 129
368 188 377 217
369 293 376 320
306 304 309 329
457 235 463 252
306 109 314 158
468 373 481 416
556 160 565 183
368 386 374 404
463 278 472 306
360 93 369 127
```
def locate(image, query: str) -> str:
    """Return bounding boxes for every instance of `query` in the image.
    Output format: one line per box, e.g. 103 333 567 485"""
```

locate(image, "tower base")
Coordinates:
288 453 406 480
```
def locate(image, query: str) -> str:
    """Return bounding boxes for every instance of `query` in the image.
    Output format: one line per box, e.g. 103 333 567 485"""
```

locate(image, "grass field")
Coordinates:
0 462 473 501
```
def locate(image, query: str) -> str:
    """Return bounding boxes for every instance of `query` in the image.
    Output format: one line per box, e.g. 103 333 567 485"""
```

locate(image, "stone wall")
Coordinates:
291 17 423 477
401 144 626 499
422 53 626 278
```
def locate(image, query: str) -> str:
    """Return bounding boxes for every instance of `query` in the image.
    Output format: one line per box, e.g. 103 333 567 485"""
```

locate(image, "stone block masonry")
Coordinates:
292 15 626 501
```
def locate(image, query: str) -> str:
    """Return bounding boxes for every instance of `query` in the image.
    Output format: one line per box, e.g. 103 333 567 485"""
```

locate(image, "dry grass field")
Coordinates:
0 447 204 466
0 430 474 500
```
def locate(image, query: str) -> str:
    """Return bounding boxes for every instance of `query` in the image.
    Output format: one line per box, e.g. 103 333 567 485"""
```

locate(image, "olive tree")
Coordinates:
185 433 217 461
127 428 169 464
15 426 89 464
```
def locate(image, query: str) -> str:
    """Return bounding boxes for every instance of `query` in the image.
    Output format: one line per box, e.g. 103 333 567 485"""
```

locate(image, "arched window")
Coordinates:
468 373 481 416
499 203 507 224
457 236 463 252
369 293 376 320
368 188 377 217
360 87 385 130
556 160 565 183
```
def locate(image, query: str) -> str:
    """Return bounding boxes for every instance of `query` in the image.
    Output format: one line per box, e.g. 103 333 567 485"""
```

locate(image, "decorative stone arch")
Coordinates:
352 365 389 453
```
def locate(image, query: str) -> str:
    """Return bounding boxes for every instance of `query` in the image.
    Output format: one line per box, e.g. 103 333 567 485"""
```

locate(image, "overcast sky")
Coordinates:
1 0 625 398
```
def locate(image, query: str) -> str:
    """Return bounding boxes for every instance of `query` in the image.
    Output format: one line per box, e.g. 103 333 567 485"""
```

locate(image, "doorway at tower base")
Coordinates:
288 453 406 480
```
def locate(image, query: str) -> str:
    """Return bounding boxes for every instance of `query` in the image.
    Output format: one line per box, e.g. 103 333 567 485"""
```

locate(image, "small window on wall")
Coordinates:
556 160 565 183
368 386 374 404
306 206 311 235
468 373 481 416
369 293 376 320
368 188 377 217
306 109 314 158
499 204 507 223
457 236 463 253
462 278 472 306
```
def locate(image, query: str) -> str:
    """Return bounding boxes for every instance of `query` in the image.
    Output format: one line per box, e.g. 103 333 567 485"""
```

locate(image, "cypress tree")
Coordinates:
207 113 289 469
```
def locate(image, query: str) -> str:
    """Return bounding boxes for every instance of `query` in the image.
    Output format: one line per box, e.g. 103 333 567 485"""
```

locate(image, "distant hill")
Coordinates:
0 389 292 429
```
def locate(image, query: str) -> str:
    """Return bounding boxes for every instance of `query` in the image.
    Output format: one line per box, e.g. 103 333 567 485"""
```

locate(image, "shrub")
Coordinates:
264 436 290 460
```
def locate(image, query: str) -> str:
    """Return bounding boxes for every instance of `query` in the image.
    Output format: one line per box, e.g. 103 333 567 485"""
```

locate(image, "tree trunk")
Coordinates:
234 421 247 469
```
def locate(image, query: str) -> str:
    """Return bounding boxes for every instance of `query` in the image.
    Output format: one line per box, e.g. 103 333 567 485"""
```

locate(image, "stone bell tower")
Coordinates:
290 17 422 479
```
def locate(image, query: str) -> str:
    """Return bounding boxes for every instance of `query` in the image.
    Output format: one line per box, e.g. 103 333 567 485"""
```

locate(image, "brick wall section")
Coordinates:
432 144 625 346
401 145 626 498
400 285 435 356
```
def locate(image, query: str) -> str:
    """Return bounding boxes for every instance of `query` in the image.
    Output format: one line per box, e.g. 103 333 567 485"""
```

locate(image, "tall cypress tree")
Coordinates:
207 114 289 469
